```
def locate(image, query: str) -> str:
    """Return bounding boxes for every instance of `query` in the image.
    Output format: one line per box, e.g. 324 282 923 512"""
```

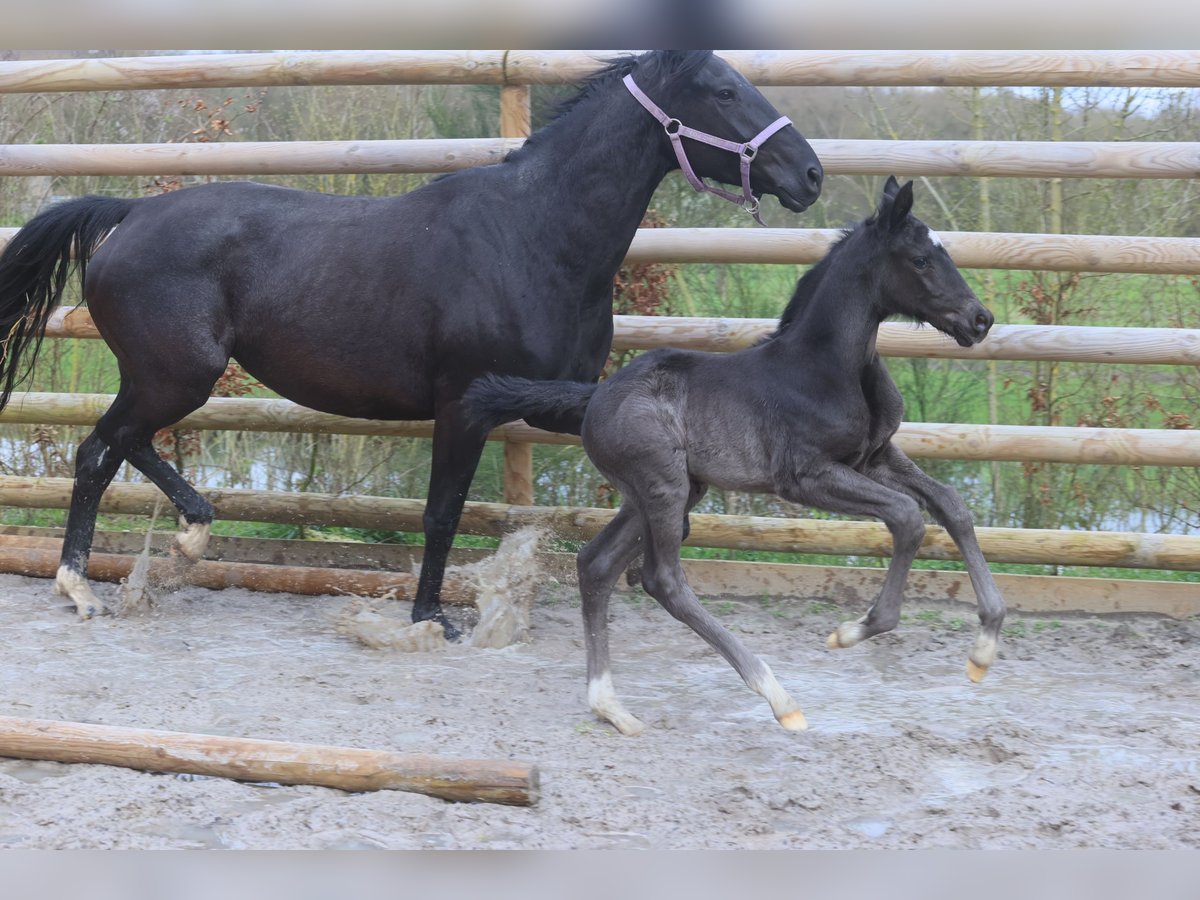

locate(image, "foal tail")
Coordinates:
463 374 598 433
0 195 134 411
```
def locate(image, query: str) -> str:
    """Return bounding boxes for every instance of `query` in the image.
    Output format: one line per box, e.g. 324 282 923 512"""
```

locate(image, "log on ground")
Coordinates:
0 716 538 806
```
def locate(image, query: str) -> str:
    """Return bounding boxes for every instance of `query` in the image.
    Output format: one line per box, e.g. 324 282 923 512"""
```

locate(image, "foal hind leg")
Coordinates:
634 473 805 731
578 503 647 735
866 445 1006 682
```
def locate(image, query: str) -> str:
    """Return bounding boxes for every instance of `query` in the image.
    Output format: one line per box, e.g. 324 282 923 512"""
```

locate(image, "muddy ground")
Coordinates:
0 570 1196 849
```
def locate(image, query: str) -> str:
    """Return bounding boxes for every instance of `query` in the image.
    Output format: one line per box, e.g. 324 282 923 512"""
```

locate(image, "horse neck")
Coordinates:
509 90 672 274
770 242 887 369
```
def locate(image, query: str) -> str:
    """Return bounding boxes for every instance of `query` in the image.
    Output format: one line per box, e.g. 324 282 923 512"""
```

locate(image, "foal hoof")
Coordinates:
777 709 808 732
826 619 866 649
966 659 989 683
966 634 997 683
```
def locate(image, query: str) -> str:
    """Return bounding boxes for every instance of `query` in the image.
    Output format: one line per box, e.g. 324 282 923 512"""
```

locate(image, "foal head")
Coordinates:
868 177 994 347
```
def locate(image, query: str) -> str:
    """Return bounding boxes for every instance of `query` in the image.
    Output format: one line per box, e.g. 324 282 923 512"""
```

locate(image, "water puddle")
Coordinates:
844 816 892 839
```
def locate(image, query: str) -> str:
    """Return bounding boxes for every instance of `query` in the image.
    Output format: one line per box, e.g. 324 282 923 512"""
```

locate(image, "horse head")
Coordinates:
626 50 823 216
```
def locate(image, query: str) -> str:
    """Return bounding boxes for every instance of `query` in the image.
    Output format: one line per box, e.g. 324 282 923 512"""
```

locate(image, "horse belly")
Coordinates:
234 346 436 421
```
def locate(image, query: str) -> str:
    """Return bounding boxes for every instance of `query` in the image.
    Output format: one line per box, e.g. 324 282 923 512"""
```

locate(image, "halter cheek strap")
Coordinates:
623 73 791 226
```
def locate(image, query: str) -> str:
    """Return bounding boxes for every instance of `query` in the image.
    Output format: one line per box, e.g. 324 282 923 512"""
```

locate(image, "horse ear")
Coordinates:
888 180 914 231
882 175 901 198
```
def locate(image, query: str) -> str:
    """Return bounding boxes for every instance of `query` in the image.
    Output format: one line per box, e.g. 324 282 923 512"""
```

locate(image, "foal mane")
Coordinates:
763 226 857 342
505 50 715 161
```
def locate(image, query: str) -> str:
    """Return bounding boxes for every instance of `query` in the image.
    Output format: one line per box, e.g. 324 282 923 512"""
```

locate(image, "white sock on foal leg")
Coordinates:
588 671 645 736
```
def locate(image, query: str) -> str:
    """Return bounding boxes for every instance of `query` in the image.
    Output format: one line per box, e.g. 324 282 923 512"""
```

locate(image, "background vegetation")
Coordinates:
1 52 1196 579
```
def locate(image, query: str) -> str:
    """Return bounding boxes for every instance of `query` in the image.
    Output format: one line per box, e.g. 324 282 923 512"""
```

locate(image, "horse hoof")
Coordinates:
777 709 808 731
966 659 989 683
825 630 841 649
55 566 109 620
605 713 645 737
175 520 211 562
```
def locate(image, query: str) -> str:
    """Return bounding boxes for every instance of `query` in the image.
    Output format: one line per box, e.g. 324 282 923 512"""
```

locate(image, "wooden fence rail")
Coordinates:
34 308 1200 365
622 229 1200 276
7 229 1200 277
4 51 1200 93
2 139 1199 179
0 476 1195 571
3 392 1199 468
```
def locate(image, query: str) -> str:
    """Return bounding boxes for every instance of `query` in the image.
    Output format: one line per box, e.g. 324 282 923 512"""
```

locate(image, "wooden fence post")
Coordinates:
500 82 536 506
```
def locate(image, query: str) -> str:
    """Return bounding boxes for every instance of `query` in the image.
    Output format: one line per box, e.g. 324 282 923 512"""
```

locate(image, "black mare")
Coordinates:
464 179 1006 733
0 50 822 637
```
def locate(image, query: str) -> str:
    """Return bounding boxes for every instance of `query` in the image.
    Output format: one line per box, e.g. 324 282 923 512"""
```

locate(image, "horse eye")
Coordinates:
716 89 736 101
913 257 929 270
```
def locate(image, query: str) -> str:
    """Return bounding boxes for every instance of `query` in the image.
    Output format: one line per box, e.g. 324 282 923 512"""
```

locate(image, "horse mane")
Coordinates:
505 50 715 161
763 227 856 342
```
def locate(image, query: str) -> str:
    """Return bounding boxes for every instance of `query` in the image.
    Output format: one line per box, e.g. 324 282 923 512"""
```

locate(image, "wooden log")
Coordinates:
0 477 1196 571
503 442 535 505
0 716 538 806
498 82 536 505
622 228 1200 276
612 317 1200 365
11 228 1200 278
34 307 1200 365
0 51 510 93
5 392 1199 466
5 51 1200 94
713 50 1200 89
1 138 1197 179
807 139 1200 180
5 526 1196 618
0 538 474 603
669 557 1200 619
0 139 524 177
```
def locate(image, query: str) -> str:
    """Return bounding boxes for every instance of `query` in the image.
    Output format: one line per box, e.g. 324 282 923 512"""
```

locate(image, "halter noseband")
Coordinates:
623 73 791 226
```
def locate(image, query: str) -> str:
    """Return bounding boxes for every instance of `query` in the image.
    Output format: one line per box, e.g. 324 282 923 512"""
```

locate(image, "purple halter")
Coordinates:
623 73 792 226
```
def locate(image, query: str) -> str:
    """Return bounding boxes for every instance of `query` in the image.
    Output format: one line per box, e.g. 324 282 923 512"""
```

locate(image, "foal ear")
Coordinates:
887 180 914 231
882 175 901 198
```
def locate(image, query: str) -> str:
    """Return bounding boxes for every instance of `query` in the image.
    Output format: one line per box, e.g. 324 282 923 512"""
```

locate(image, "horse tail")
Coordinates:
0 195 134 411
462 374 598 433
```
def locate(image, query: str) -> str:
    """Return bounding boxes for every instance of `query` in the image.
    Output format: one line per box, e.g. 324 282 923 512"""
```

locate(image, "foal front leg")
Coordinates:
866 444 1007 682
777 464 928 651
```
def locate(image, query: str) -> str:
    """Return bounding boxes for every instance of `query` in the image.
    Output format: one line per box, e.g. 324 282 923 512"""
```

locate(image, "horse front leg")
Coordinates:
866 444 1007 683
777 463 927 651
415 403 490 642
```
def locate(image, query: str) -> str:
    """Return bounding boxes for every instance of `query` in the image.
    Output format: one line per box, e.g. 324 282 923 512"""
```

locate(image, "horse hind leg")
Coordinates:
56 431 124 617
84 369 222 603
122 441 214 563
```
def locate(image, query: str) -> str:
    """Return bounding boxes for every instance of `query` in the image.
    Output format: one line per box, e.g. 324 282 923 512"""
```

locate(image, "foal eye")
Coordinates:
913 257 930 269
716 89 736 101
